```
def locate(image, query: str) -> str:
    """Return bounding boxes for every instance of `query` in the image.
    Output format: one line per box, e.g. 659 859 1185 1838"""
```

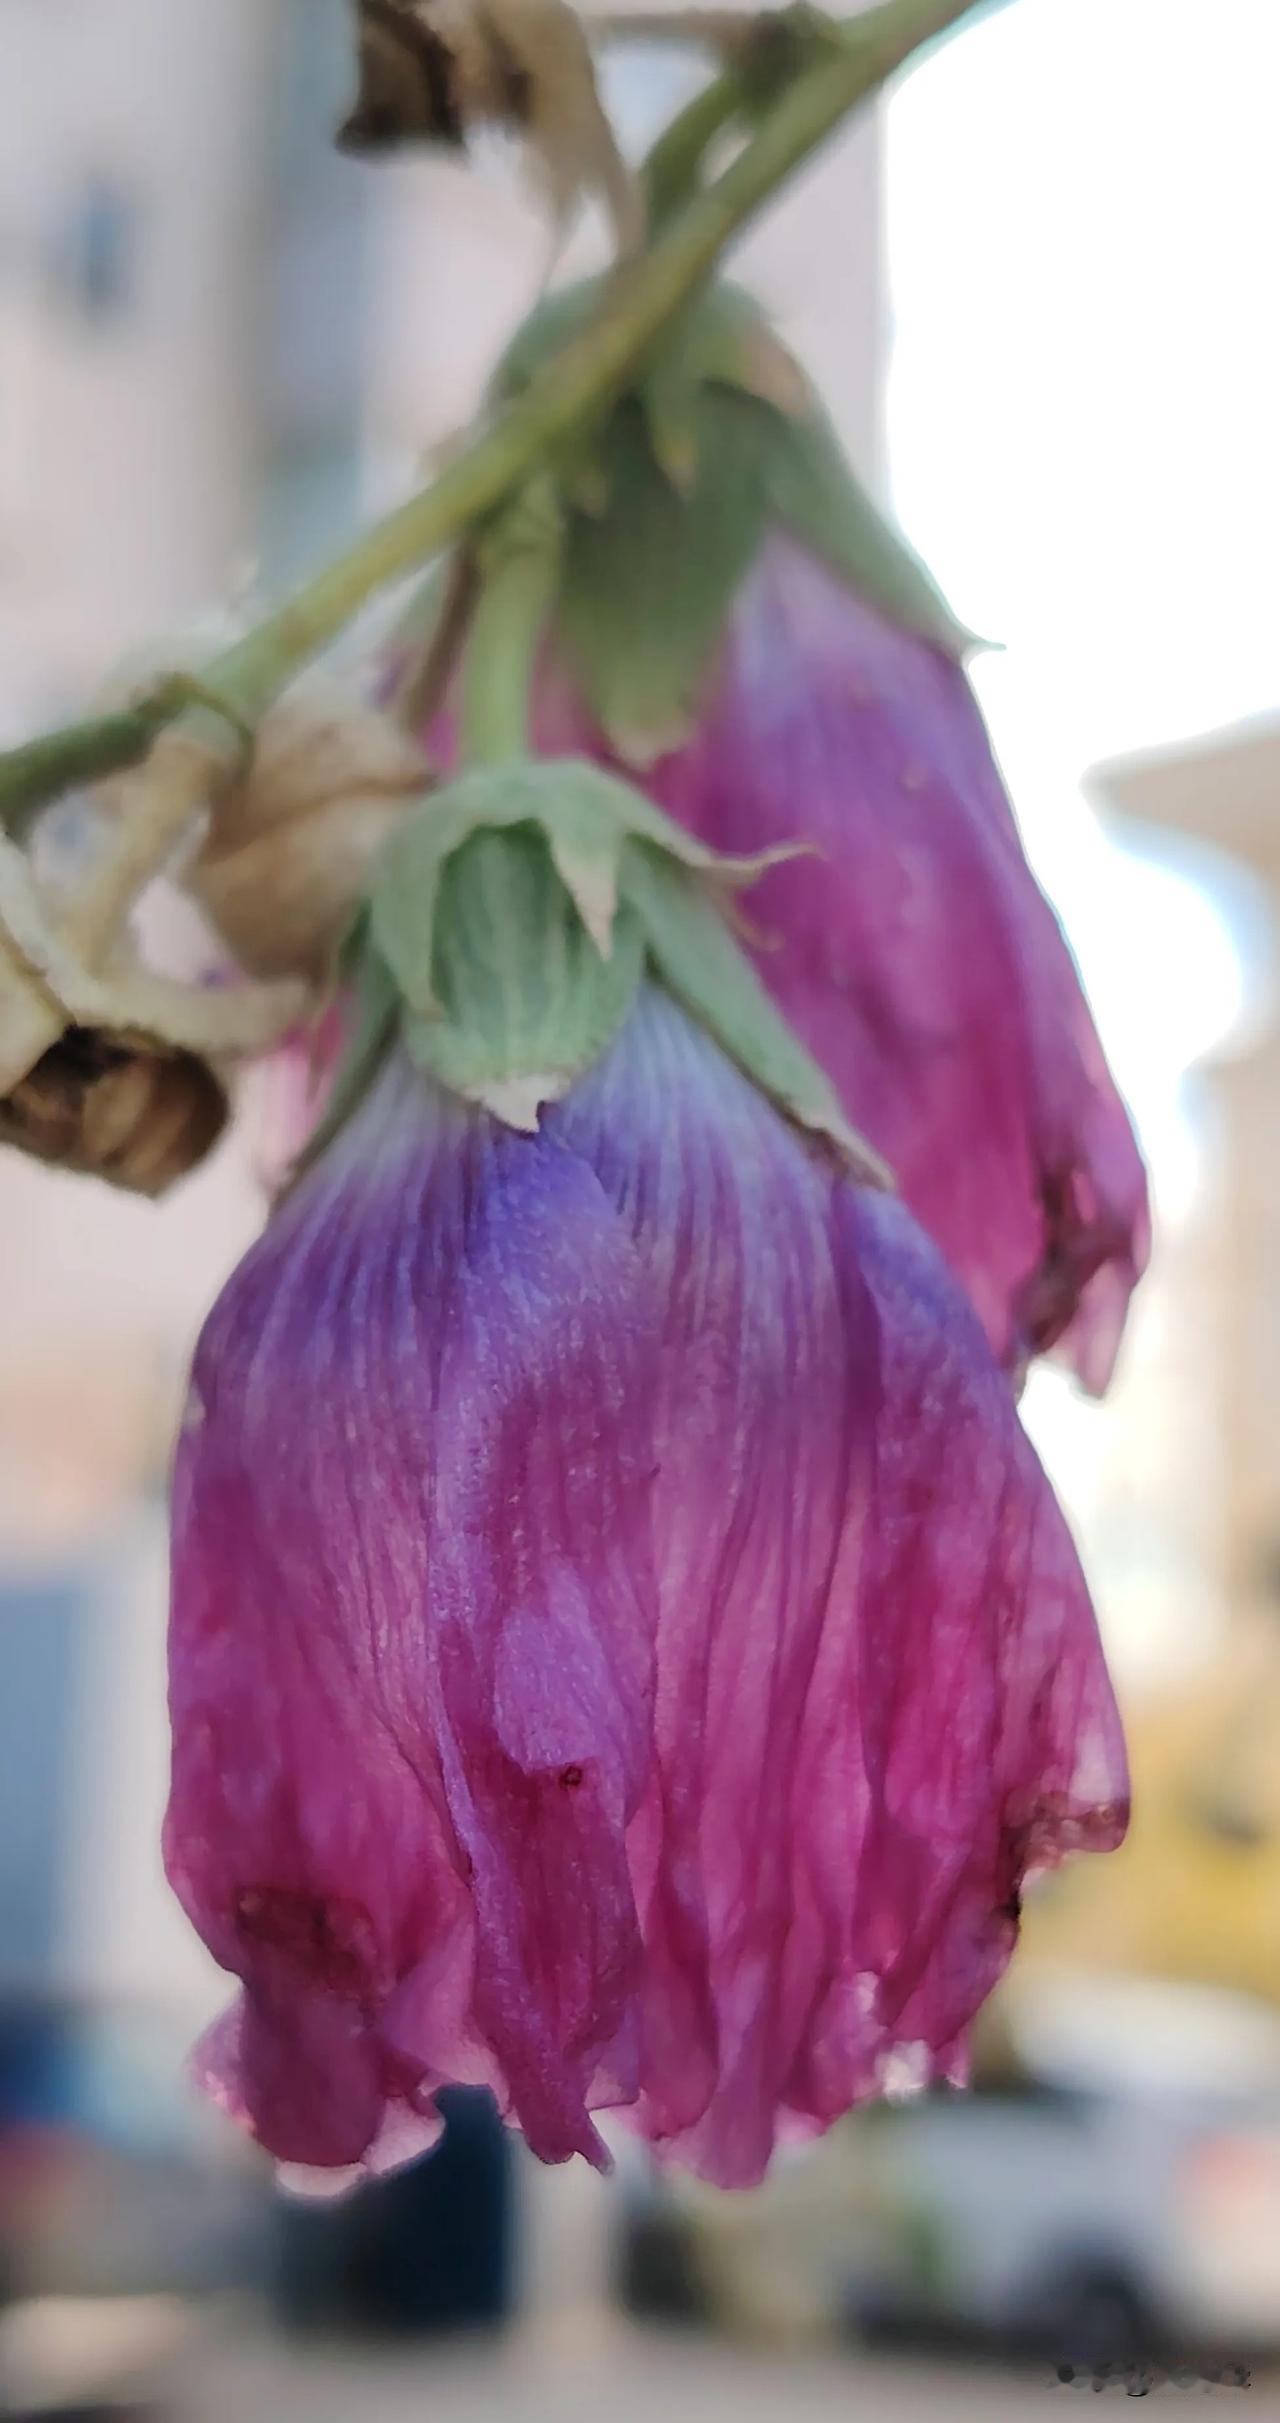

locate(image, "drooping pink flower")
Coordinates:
443 282 1150 1392
502 542 1149 1393
166 984 1127 2192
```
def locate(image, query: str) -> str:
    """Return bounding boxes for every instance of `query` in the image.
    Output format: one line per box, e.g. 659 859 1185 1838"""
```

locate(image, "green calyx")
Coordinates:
492 280 977 764
307 756 887 1177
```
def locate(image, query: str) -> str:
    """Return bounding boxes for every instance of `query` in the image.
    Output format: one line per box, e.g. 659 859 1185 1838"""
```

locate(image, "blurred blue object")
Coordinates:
0 1993 270 2306
0 1576 82 1983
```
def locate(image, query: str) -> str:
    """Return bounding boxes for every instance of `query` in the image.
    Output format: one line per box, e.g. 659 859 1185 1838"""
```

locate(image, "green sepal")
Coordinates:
288 915 399 1179
494 287 793 761
553 396 776 766
623 841 891 1184
494 279 604 397
401 828 646 1129
763 399 976 659
306 756 878 1165
630 285 812 493
358 759 786 1130
495 282 807 461
494 279 981 762
369 757 776 978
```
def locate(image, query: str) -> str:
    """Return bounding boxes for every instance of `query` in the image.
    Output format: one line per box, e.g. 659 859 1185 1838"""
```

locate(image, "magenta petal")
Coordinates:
549 994 1126 2184
166 1061 662 2174
168 994 1127 2192
513 540 1150 1391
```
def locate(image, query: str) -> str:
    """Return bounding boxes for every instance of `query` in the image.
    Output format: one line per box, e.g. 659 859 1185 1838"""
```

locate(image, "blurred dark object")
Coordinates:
338 0 467 154
0 1993 269 2308
4 2409 154 2423
1186 1784 1269 1850
272 2087 513 2336
617 2185 710 2328
50 174 142 327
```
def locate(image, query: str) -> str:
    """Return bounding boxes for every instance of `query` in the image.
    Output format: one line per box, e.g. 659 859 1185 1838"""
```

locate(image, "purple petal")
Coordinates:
167 1058 663 2173
504 539 1150 1390
168 995 1127 2192
552 993 1126 2183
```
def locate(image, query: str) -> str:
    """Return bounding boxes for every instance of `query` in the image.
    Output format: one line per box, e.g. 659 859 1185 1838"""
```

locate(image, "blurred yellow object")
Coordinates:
1018 1621 1280 2008
676 2127 892 2347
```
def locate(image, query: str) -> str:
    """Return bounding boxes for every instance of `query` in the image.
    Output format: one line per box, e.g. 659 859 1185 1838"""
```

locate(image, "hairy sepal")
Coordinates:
315 757 885 1171
494 282 977 761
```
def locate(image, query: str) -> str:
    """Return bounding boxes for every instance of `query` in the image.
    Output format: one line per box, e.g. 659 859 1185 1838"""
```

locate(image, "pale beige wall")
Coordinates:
0 0 277 728
0 0 287 1407
1 4 891 1410
0 0 282 2002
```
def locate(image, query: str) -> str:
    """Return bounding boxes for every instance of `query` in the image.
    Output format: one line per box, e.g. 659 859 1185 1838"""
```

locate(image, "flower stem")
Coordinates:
0 0 1003 835
644 67 750 226
641 6 854 226
459 488 563 767
383 551 480 734
0 688 213 845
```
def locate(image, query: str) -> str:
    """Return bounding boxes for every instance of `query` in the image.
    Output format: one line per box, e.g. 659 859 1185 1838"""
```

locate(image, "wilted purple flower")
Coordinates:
167 979 1127 2191
460 286 1151 1392
520 543 1149 1391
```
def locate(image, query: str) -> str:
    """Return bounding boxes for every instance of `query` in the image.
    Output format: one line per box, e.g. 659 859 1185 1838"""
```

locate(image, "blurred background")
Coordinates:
2 0 1279 2414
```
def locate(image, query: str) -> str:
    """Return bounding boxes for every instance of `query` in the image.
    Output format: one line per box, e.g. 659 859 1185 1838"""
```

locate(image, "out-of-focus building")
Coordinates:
0 0 884 737
0 0 885 2005
1019 719 1280 2003
1097 717 1280 1642
0 0 342 2009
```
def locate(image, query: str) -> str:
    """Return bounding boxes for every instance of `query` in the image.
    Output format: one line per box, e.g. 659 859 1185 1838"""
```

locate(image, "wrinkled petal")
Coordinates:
512 540 1150 1391
551 992 1127 2183
167 1059 662 2174
167 990 1127 2191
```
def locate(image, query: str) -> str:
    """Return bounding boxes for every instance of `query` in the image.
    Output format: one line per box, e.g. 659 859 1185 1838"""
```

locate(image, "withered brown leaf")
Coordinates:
339 0 468 151
339 0 642 254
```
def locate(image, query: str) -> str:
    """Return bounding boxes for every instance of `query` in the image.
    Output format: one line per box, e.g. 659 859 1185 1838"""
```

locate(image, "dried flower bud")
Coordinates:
339 0 642 254
188 690 429 981
2 824 294 1196
0 1025 228 1198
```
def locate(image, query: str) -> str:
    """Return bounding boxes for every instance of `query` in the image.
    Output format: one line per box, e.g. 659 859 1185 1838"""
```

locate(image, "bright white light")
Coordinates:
887 0 1280 1148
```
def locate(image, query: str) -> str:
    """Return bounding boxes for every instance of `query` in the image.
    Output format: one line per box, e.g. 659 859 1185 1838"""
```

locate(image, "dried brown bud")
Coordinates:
339 0 642 254
0 1026 229 1198
3 822 296 1196
188 689 429 981
340 0 469 150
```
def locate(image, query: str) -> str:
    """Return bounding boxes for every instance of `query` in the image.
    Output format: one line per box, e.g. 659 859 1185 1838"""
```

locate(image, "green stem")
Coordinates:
0 0 1003 835
0 689 201 844
459 490 564 766
644 67 750 226
642 7 854 227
